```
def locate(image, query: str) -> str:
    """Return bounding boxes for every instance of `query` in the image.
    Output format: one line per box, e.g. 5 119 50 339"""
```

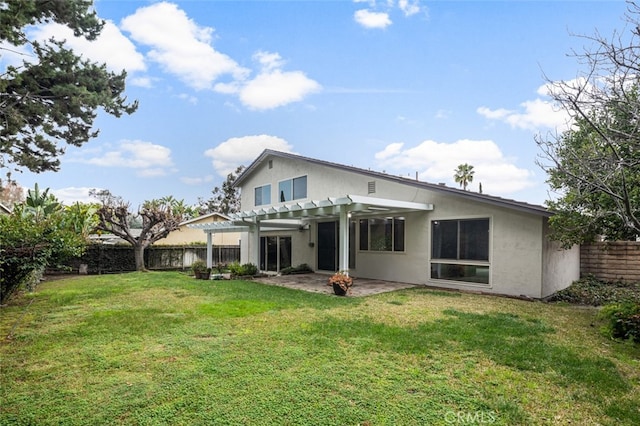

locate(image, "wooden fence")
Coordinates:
57 245 240 275
581 242 640 283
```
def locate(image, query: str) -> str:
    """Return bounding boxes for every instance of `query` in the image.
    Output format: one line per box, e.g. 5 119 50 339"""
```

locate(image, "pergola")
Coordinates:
188 194 433 273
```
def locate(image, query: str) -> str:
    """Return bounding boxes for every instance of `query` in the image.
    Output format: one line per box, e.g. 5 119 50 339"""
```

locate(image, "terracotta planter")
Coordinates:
332 283 347 296
195 269 212 280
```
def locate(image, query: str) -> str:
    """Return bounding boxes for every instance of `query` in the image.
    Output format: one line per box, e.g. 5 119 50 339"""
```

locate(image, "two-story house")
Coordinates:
190 149 579 298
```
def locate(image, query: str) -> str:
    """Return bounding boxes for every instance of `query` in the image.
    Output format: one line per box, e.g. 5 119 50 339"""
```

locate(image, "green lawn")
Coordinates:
1 272 639 425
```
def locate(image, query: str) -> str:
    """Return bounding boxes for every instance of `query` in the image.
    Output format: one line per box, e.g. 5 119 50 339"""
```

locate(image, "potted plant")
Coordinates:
328 271 353 296
191 260 211 280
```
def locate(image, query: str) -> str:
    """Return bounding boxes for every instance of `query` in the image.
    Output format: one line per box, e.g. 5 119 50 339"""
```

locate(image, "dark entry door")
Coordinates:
317 221 337 271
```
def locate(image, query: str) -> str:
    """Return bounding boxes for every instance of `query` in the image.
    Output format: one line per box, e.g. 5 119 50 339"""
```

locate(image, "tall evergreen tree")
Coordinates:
0 0 137 173
198 165 245 215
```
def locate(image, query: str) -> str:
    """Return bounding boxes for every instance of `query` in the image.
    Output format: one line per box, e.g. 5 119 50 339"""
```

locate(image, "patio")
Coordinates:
252 273 417 296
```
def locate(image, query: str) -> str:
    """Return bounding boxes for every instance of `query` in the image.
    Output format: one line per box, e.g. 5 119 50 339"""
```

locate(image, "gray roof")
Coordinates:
234 149 551 217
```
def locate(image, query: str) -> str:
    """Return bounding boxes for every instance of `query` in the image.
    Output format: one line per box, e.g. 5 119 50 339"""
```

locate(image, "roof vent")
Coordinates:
368 181 376 194
438 182 446 186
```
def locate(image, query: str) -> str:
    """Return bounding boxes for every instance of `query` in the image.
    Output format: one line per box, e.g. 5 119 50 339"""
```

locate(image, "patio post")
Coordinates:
250 220 260 270
338 206 349 275
206 232 213 269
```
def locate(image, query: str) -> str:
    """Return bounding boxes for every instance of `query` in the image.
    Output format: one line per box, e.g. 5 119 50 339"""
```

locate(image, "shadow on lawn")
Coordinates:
310 309 629 394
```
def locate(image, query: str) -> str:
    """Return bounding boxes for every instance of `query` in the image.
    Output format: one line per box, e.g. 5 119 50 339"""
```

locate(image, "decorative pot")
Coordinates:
332 283 347 296
196 269 212 280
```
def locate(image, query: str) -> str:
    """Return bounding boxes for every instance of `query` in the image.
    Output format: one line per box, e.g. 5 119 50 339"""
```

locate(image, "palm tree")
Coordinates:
454 163 475 191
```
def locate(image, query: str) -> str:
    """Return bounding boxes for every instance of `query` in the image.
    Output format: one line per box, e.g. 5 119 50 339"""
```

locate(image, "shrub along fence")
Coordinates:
581 242 640 283
55 245 240 275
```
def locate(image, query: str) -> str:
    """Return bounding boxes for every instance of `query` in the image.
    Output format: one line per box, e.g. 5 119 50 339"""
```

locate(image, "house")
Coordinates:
156 212 240 246
190 150 579 299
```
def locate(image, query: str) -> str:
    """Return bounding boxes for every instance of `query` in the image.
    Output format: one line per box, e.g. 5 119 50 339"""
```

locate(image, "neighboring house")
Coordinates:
156 212 240 246
0 203 11 215
190 149 579 299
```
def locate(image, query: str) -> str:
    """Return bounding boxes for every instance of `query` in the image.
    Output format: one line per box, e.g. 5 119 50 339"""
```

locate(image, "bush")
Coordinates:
598 302 640 343
280 263 313 275
0 212 85 303
240 263 258 276
228 262 258 276
191 260 208 273
548 275 640 306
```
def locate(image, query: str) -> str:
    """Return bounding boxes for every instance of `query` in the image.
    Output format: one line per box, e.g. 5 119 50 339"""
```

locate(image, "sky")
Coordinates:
0 0 630 208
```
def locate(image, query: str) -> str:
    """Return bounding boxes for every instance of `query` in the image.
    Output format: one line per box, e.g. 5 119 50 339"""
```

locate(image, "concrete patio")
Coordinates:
252 273 417 297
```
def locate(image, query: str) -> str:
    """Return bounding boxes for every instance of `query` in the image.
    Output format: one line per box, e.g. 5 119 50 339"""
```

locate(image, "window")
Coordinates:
359 217 405 252
278 176 307 202
431 218 489 284
255 184 271 206
259 236 291 272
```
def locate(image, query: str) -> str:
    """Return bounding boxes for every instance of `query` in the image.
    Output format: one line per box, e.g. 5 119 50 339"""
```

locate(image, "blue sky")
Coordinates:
1 0 629 208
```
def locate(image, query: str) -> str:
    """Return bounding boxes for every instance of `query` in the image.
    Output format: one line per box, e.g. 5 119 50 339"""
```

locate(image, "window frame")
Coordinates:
358 216 406 252
254 184 271 207
430 217 491 285
278 175 307 203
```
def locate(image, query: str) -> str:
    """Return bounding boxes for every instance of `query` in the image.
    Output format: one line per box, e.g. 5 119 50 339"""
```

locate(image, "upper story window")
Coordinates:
254 184 271 206
278 175 307 202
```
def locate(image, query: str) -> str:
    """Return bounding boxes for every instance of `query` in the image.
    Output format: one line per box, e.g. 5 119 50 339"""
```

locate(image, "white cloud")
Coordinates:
216 50 321 110
30 21 146 73
178 93 198 104
239 69 321 110
354 9 392 29
72 140 174 177
130 76 154 88
0 40 32 68
398 0 421 16
121 1 248 90
180 175 214 185
353 1 425 29
205 135 294 176
51 187 101 205
477 83 571 132
374 139 535 195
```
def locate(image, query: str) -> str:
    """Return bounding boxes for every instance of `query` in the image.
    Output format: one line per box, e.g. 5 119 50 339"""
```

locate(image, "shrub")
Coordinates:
228 262 258 277
0 210 86 303
191 260 208 273
598 302 640 343
240 263 258 276
280 263 313 275
548 275 640 306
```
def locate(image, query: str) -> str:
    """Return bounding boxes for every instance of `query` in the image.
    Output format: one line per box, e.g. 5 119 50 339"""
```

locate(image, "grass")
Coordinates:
1 272 639 425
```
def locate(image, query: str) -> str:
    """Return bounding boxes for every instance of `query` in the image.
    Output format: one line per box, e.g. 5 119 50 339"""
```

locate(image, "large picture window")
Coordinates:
278 176 307 202
255 184 271 206
359 217 405 252
431 218 489 284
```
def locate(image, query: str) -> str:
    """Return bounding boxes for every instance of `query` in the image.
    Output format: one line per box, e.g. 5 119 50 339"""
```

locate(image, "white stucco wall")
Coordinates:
237 153 579 298
541 221 580 297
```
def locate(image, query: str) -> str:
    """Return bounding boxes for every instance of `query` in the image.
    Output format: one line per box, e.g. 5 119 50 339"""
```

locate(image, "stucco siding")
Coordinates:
542 221 579 297
235 151 579 298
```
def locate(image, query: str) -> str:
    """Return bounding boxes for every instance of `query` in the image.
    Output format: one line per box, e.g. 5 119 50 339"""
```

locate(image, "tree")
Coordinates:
198 165 245 215
454 163 475 191
0 0 138 173
0 176 25 208
536 2 640 247
0 184 88 303
92 190 187 271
